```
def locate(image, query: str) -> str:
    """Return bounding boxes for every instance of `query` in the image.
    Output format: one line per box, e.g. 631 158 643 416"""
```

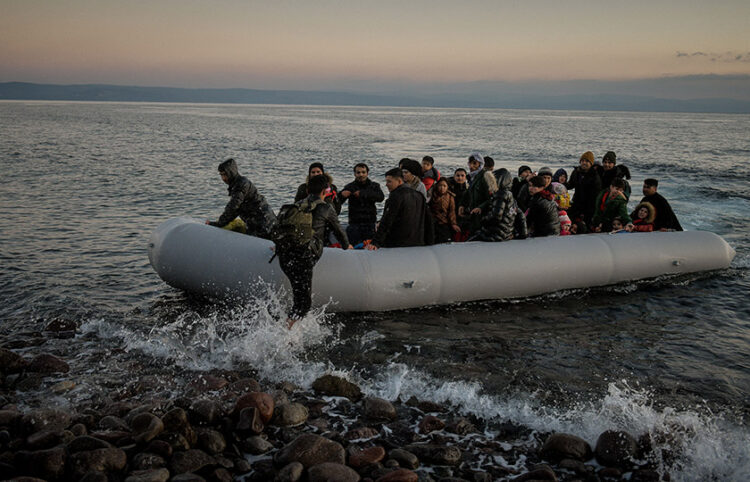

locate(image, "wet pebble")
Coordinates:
276 461 304 482
348 445 386 468
27 353 69 374
14 446 67 480
311 374 363 401
124 467 170 482
540 432 593 462
0 348 28 373
130 413 164 443
68 447 128 479
169 448 216 474
233 391 275 423
273 402 309 427
274 433 346 468
196 427 226 454
364 397 397 421
418 415 445 434
308 462 361 481
241 434 273 454
189 398 224 425
595 430 638 469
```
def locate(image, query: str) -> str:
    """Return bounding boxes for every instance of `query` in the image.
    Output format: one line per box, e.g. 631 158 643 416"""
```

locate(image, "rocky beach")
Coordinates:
0 319 676 482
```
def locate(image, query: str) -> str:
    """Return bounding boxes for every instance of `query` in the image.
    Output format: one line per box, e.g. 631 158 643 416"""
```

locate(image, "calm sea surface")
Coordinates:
1 101 749 479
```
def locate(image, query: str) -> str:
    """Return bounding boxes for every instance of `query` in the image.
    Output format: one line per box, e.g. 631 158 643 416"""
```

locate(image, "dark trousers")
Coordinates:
346 223 376 246
278 249 317 319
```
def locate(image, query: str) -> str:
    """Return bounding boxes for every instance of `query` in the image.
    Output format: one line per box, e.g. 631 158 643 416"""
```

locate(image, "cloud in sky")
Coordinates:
676 51 750 63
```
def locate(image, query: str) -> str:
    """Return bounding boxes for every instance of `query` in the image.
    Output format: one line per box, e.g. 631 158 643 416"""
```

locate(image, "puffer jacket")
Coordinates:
526 190 560 237
210 159 276 238
341 178 385 224
477 169 519 241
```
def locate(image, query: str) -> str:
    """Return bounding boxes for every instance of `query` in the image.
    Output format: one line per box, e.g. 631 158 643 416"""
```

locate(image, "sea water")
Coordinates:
1 101 749 479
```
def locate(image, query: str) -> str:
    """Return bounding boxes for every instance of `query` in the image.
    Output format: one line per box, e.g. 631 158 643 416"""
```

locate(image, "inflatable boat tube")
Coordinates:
148 217 736 312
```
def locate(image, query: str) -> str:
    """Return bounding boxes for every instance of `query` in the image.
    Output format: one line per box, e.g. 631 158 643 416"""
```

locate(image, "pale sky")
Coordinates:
1 0 749 90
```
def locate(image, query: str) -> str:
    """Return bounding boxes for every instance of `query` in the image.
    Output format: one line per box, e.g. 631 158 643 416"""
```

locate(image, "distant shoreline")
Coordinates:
2 81 750 114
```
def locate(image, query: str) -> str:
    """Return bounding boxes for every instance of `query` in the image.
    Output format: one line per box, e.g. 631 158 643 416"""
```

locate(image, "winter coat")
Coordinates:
340 178 385 225
526 191 560 237
629 202 655 232
295 173 342 214
638 193 683 231
511 176 527 200
566 166 602 225
428 190 457 226
592 190 632 231
373 184 434 248
448 178 471 227
476 170 519 241
210 159 276 238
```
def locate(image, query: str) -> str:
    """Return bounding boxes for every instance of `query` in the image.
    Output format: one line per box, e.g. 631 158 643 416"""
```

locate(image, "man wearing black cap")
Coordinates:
636 179 683 231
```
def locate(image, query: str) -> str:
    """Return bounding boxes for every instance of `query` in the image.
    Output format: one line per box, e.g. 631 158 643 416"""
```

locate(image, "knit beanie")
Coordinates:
308 162 325 174
401 159 423 178
538 166 553 177
518 165 532 176
580 151 595 164
603 151 617 164
559 211 571 225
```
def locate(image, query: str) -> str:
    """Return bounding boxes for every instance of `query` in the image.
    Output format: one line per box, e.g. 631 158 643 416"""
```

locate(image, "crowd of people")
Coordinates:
207 152 683 325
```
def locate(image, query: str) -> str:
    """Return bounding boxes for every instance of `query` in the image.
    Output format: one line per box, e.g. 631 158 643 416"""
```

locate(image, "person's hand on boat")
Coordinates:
366 244 379 251
452 224 461 232
346 245 354 250
625 223 635 232
341 190 351 198
470 207 481 215
204 219 211 225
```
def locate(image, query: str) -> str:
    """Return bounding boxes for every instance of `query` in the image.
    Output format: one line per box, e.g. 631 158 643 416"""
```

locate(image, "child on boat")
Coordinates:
428 178 460 243
628 202 656 232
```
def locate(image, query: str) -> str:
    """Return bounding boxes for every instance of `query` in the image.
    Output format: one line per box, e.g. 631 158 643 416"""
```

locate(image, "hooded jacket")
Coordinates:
210 159 276 237
526 190 561 237
341 177 385 225
476 169 522 241
639 192 683 231
630 202 656 232
373 184 434 248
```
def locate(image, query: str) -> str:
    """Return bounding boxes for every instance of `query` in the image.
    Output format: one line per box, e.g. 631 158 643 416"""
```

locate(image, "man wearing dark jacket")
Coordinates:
278 175 351 328
636 178 683 231
340 163 385 245
566 151 602 228
207 158 276 238
526 176 561 237
471 169 527 242
367 168 434 249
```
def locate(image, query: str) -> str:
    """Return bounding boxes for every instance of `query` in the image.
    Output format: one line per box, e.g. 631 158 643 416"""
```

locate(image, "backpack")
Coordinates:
270 198 324 253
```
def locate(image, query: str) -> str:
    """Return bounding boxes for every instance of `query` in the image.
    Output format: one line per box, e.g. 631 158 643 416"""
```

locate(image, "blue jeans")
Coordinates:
346 223 376 246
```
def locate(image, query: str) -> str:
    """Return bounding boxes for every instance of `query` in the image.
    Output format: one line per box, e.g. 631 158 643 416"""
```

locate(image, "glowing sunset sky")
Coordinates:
2 0 749 90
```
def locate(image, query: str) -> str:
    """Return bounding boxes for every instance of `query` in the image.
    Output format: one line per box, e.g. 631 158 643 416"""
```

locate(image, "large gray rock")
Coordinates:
311 375 362 401
540 433 593 462
169 448 216 474
595 430 638 468
363 398 397 421
274 433 345 468
69 447 128 479
273 403 309 427
308 462 361 482
14 447 67 480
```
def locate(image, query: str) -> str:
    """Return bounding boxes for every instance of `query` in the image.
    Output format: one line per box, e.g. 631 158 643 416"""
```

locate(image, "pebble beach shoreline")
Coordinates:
0 321 671 482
